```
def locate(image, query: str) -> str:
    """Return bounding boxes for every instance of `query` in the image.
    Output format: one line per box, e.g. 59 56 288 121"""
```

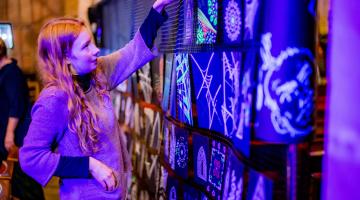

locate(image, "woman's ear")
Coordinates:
65 57 71 65
65 50 73 65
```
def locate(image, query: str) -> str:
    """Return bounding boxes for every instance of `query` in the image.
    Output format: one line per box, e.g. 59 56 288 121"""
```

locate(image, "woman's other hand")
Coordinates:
4 131 15 152
89 157 118 192
153 0 175 12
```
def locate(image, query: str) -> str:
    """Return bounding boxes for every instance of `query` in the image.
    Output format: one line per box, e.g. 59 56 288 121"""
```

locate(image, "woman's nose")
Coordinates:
92 44 100 57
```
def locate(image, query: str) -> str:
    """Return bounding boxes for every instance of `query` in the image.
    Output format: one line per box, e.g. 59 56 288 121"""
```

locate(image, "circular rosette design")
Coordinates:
175 136 188 168
225 0 241 41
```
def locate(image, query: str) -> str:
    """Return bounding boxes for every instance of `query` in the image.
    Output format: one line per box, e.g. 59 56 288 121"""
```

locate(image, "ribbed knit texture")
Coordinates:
19 30 157 200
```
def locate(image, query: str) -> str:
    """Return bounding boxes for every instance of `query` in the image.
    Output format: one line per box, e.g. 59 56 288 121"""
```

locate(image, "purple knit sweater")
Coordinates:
19 31 157 200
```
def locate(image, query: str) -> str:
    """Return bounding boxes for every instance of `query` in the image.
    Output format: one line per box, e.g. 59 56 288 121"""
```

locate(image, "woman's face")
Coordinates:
69 28 100 75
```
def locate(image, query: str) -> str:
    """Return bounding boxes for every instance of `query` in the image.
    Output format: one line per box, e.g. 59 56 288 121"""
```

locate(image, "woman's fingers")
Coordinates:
100 179 107 191
89 157 119 192
103 172 118 191
112 171 118 188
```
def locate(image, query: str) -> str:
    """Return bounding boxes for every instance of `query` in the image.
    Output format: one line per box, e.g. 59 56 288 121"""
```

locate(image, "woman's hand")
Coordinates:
89 157 118 192
153 0 175 12
4 131 15 152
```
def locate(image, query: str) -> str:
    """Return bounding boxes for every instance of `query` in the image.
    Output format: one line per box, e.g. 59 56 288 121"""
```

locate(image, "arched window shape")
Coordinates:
170 186 177 200
197 146 207 181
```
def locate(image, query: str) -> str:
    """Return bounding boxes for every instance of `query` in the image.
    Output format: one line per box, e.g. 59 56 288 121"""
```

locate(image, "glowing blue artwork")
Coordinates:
208 141 227 199
208 0 217 25
255 32 314 142
175 53 193 125
223 0 242 43
138 63 153 103
193 132 210 186
222 152 244 200
190 53 223 134
163 120 170 163
169 54 178 119
183 0 194 44
197 147 207 179
162 54 174 112
170 187 176 200
228 50 254 157
183 185 200 200
169 123 176 170
167 177 179 200
244 0 260 39
169 186 177 200
246 170 273 200
196 0 218 44
201 193 209 200
176 136 188 168
221 52 242 139
175 127 189 178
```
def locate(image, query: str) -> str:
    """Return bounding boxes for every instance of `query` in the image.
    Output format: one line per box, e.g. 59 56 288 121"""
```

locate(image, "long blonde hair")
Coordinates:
37 18 109 154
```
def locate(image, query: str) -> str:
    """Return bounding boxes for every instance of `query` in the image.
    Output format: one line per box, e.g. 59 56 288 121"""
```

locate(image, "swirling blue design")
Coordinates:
256 32 314 138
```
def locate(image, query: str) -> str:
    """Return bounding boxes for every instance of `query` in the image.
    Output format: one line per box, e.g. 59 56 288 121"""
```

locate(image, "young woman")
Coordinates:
19 0 172 199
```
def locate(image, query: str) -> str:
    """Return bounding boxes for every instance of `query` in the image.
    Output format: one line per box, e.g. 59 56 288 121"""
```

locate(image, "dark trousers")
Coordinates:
11 162 45 200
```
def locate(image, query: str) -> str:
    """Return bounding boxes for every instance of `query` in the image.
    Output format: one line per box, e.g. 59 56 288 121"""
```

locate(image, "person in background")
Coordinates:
19 0 173 199
0 38 45 199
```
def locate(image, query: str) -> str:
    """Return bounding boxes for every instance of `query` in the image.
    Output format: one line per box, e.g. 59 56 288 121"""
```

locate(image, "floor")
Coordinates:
43 177 59 200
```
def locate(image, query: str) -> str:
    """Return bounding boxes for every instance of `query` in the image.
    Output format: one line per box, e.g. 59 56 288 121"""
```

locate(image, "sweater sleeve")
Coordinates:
54 156 91 178
140 8 168 49
98 30 158 90
19 89 68 186
97 8 167 91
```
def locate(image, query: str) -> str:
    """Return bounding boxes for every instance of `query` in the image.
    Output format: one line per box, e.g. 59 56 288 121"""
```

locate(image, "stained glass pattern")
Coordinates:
208 140 227 199
197 0 218 44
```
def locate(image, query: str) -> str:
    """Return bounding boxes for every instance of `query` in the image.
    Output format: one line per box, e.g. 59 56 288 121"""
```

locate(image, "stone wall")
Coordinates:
0 0 80 74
